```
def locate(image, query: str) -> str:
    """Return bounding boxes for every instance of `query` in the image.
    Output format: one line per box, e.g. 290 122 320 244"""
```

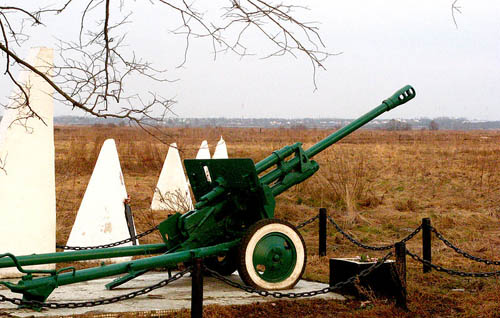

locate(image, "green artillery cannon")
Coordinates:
0 85 415 305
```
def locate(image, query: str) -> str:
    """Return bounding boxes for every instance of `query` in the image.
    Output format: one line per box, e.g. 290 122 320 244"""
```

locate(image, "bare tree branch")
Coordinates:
0 1 331 130
451 0 462 29
103 0 111 102
0 153 6 175
0 16 47 126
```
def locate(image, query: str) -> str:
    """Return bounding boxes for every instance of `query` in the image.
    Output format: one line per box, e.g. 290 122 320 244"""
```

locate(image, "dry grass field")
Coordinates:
53 126 500 318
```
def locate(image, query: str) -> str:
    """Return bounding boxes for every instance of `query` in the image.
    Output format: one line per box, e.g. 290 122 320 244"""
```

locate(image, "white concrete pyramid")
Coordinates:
66 139 136 262
212 136 228 159
0 47 55 278
196 140 211 159
151 143 193 212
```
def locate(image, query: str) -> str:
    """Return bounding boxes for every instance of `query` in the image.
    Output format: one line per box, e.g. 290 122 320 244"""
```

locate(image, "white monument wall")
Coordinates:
151 143 193 212
0 47 56 277
66 139 136 262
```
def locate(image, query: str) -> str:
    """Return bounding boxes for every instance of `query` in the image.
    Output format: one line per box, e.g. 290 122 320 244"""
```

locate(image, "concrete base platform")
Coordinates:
0 272 344 317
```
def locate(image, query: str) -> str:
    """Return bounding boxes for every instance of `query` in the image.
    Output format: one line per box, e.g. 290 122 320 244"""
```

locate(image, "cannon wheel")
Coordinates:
204 248 238 276
237 218 306 290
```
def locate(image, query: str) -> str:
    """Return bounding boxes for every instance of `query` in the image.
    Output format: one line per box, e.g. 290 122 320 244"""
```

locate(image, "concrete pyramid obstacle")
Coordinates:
195 140 212 183
212 136 228 159
66 139 136 262
151 143 193 212
196 140 211 159
0 47 55 278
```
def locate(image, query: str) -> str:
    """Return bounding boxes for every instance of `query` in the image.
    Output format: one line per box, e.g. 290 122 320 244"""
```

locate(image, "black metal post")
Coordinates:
191 258 203 318
395 242 407 310
422 218 432 273
319 208 327 257
124 203 137 245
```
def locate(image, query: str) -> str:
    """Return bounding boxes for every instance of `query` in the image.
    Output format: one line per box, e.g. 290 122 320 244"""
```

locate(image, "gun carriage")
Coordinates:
0 86 416 305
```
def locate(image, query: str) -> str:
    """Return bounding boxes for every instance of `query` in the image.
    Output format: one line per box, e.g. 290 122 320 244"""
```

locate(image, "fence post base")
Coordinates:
422 218 432 273
191 258 203 318
394 242 407 310
319 208 327 257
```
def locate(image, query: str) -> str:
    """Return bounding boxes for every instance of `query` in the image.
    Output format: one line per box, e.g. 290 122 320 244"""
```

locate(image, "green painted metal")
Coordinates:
158 85 415 256
0 85 415 305
2 240 239 303
305 85 415 159
159 158 276 253
256 85 416 192
0 244 167 269
252 233 297 282
105 269 148 290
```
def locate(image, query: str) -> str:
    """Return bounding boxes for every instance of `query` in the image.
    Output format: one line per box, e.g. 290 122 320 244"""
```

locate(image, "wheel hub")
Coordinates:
252 232 297 283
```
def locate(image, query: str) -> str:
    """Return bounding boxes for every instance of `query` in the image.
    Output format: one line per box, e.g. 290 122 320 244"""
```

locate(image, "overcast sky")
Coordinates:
1 1 499 120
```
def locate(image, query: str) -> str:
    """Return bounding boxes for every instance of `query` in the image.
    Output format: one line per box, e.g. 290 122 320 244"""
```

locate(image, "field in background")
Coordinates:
54 126 500 318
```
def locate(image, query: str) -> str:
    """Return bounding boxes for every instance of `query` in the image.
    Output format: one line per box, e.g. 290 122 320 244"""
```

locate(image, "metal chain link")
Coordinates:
58 214 317 251
13 210 499 310
206 252 393 298
56 225 160 250
406 249 500 278
0 267 190 309
296 214 319 229
430 226 500 266
328 216 421 251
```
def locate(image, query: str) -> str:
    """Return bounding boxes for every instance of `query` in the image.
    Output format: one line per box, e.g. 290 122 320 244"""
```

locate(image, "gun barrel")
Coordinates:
255 143 301 174
305 85 415 159
256 85 415 188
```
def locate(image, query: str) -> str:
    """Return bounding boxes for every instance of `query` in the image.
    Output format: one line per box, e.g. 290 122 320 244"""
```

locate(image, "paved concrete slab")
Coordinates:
0 272 344 317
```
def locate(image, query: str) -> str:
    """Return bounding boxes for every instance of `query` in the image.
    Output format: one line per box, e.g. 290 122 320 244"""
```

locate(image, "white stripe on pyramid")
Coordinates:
66 139 136 262
0 47 55 278
196 140 211 159
151 143 193 212
212 136 228 159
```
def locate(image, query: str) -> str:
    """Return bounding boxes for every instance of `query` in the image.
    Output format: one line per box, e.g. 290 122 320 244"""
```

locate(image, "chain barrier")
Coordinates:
327 216 421 251
56 225 160 250
6 210 498 310
57 213 319 251
57 214 317 251
406 249 500 278
430 226 500 266
0 267 190 309
206 252 393 298
295 214 319 229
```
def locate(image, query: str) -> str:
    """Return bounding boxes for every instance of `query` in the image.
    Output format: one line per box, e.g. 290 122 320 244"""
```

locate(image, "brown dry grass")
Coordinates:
52 126 500 318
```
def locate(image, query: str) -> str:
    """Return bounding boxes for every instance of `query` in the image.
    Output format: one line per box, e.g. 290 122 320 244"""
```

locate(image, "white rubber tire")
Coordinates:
237 219 306 290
